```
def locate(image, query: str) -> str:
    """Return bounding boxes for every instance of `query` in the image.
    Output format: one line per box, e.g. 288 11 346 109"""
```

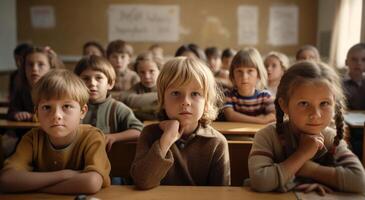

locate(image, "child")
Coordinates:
205 47 231 89
264 51 290 96
221 48 236 71
119 52 160 121
342 43 365 110
83 41 105 57
74 55 143 152
223 48 275 124
7 46 62 122
248 61 365 195
0 69 111 194
175 43 206 60
130 57 230 189
149 44 164 65
296 45 321 62
106 39 139 92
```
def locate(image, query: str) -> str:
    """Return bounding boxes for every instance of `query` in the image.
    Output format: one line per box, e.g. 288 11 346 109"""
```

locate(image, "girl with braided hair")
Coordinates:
248 61 365 195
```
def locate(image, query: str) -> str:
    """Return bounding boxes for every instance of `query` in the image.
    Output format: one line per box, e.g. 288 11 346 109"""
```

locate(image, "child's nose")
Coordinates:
181 95 191 106
52 107 63 120
309 106 321 119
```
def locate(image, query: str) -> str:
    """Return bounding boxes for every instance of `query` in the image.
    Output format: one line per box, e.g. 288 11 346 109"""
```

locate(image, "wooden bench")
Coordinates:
108 140 253 186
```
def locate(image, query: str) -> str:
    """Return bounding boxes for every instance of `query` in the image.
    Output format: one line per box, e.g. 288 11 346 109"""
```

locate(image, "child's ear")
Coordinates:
108 80 115 90
278 98 288 114
80 104 88 119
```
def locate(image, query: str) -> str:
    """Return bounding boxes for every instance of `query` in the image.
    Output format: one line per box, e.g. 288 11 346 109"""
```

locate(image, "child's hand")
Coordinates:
297 133 324 160
105 134 116 152
159 120 183 154
295 183 333 196
14 112 33 121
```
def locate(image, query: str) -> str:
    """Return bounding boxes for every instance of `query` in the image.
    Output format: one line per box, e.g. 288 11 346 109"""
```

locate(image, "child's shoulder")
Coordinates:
78 124 105 139
255 89 272 97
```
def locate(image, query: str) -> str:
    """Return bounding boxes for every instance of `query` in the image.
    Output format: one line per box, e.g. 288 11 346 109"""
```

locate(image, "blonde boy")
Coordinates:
74 55 143 151
0 69 111 194
106 39 140 92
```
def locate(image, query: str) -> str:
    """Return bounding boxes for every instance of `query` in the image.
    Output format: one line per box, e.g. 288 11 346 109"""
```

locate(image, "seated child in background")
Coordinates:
82 41 105 57
248 61 365 195
106 39 139 93
223 48 275 124
7 46 63 122
296 45 321 62
119 52 160 121
8 43 33 101
221 48 237 72
130 57 230 189
264 51 290 97
342 43 365 110
0 69 111 194
175 43 206 61
205 47 232 89
149 44 165 65
74 55 143 152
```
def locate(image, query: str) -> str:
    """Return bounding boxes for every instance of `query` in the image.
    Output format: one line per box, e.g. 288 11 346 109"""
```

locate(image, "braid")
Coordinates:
334 102 345 148
274 99 285 135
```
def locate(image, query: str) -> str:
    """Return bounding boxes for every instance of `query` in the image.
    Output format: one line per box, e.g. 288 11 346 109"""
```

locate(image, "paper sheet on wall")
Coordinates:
30 6 55 28
237 6 258 45
268 5 298 46
108 5 179 42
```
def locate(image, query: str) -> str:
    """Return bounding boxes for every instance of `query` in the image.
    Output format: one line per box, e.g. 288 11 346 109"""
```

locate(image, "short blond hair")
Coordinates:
32 69 89 108
230 48 267 90
157 57 223 126
74 55 116 84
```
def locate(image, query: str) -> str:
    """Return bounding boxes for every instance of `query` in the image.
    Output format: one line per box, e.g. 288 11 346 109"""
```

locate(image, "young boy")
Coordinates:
106 39 140 93
343 43 365 110
119 52 160 121
0 69 111 194
74 55 143 152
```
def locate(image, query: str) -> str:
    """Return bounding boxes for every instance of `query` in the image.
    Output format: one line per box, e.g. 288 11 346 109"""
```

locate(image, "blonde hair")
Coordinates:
229 48 267 90
74 55 116 85
32 69 89 108
295 45 321 62
265 51 290 71
157 57 223 126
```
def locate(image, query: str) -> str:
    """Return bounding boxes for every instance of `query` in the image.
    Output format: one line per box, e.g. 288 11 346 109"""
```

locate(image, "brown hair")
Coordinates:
74 55 116 85
275 61 346 164
32 69 89 108
295 45 321 62
133 52 162 72
106 40 133 58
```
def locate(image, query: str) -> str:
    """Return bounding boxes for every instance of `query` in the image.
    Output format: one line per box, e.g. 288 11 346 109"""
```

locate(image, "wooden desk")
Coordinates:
344 110 365 128
0 119 39 129
144 121 266 136
0 185 297 200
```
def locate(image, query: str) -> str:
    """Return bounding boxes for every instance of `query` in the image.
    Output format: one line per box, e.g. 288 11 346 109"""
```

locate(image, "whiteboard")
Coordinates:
0 0 16 72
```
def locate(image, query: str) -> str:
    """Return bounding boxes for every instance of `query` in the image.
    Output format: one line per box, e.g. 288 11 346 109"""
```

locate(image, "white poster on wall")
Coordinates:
30 6 55 28
268 5 298 46
108 5 179 42
237 5 258 45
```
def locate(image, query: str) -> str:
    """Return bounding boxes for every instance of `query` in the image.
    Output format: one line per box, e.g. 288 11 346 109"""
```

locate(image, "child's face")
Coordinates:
137 61 159 88
37 98 87 147
222 56 233 70
265 56 284 82
346 49 365 75
279 81 335 135
208 56 222 72
297 50 317 61
80 68 113 103
164 79 206 134
108 53 130 73
233 66 258 96
84 45 103 57
25 52 51 87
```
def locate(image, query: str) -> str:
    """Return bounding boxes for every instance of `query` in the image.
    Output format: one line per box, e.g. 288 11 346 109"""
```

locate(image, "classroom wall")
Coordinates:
17 0 318 59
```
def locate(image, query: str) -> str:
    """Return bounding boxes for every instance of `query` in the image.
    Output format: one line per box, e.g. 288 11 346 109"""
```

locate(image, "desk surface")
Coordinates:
0 119 39 129
344 110 365 128
0 186 296 200
144 121 266 136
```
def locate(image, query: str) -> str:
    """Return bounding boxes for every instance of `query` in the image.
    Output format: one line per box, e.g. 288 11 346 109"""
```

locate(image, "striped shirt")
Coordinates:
223 89 274 116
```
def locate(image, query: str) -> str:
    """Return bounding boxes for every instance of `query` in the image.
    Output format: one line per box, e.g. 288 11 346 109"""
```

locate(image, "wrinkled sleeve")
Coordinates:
130 126 174 190
208 137 230 186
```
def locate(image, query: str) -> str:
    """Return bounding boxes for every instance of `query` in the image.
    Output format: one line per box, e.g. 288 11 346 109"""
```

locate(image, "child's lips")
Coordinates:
179 111 192 115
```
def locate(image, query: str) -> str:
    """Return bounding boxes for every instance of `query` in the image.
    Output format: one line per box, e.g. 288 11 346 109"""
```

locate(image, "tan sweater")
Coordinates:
130 123 231 189
248 122 365 193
